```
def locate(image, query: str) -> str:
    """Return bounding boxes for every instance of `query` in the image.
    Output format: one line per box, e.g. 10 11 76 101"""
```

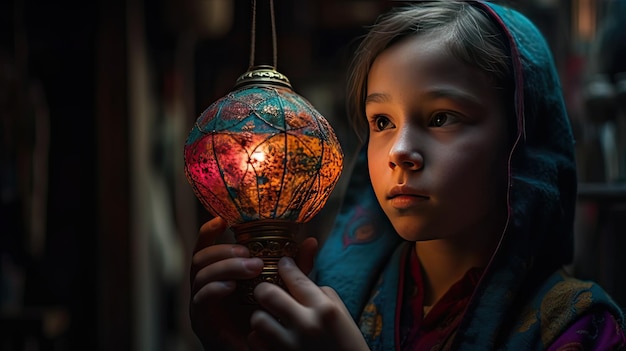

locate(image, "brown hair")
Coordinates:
346 1 512 140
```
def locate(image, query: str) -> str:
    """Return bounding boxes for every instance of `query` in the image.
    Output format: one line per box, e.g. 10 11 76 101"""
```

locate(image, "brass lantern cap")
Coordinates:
234 65 293 90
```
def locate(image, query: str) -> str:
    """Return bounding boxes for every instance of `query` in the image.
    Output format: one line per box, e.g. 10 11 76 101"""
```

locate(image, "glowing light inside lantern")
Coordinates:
251 149 266 163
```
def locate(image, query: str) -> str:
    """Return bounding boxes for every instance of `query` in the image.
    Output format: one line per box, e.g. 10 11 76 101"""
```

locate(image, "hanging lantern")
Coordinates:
183 1 344 303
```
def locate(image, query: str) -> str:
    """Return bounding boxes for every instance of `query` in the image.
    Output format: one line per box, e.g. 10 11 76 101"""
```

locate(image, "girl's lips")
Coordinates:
388 194 428 209
388 186 428 199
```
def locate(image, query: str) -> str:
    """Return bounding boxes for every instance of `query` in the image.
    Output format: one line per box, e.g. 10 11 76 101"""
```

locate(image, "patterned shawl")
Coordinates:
312 1 625 350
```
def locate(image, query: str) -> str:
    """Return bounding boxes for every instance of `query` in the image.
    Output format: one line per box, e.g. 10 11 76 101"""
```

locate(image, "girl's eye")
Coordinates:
371 115 394 131
429 112 457 127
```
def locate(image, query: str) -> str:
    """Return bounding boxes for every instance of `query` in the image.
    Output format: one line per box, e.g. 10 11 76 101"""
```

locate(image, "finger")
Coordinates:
192 257 263 296
295 237 318 276
278 257 327 307
192 244 250 270
253 281 309 326
194 217 227 254
194 256 263 283
190 244 250 283
320 286 352 317
192 280 237 305
249 309 294 350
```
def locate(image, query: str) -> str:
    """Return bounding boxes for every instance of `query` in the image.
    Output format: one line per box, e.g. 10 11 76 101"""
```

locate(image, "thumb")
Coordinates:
295 237 318 276
193 217 228 254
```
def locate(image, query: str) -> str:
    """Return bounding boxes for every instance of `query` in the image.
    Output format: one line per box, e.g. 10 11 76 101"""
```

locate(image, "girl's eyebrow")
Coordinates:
424 88 482 107
366 88 483 108
365 92 391 105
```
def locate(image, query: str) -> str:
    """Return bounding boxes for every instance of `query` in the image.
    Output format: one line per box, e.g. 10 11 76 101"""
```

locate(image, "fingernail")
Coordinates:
244 258 263 272
221 280 235 290
208 217 226 230
279 256 295 267
231 245 249 257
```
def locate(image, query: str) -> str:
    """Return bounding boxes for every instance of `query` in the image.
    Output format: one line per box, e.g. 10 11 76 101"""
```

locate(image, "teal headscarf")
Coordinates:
313 1 624 350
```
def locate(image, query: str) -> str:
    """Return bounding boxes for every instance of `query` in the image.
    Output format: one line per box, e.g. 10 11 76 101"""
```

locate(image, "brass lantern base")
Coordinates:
231 220 302 304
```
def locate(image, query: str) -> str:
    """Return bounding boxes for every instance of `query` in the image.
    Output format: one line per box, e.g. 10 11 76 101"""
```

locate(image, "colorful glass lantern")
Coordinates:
184 65 344 301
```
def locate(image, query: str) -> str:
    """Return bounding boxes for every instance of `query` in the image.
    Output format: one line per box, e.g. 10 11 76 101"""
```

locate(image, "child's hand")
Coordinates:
189 217 263 351
189 218 322 351
248 257 370 351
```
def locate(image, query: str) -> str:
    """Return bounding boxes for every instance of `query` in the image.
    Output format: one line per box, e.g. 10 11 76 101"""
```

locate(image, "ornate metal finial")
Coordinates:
234 65 292 90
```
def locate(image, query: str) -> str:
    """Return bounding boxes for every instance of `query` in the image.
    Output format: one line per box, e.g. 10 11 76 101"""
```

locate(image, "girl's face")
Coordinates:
366 34 509 244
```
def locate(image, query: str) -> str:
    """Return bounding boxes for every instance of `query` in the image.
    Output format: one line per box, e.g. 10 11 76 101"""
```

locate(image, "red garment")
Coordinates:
398 247 483 351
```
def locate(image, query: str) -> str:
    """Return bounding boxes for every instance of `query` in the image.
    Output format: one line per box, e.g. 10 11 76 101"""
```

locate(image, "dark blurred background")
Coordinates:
1 0 625 350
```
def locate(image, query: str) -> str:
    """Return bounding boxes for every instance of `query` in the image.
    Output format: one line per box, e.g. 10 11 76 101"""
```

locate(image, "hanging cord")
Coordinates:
248 0 278 70
249 0 256 69
270 0 277 68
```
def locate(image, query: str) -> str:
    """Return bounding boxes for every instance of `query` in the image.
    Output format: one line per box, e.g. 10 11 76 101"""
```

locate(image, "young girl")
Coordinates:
189 1 626 350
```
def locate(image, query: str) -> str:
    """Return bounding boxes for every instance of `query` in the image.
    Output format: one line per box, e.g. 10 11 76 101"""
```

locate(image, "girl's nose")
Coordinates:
389 152 423 170
388 133 423 171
